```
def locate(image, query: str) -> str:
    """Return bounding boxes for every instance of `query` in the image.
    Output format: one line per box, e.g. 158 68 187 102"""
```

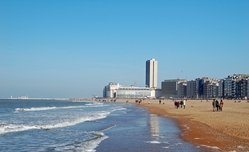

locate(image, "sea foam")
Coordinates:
0 111 110 134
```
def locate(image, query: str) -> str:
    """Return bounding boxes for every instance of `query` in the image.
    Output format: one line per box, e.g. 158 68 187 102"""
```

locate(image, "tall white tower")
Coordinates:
146 58 158 88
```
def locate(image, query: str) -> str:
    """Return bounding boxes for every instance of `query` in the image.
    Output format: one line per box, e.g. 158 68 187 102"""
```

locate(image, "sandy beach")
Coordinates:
108 99 249 151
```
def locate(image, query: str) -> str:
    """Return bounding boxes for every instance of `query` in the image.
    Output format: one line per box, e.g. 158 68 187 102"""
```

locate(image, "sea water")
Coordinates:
0 99 208 152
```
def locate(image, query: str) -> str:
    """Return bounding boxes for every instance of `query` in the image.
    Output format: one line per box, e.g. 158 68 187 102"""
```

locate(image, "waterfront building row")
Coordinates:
183 74 249 99
103 74 248 99
103 59 249 99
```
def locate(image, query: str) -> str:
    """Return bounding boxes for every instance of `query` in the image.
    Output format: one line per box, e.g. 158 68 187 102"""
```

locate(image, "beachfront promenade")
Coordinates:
105 99 249 151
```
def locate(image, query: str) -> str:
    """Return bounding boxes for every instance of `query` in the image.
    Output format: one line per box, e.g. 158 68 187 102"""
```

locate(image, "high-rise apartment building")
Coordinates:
177 82 187 99
218 79 225 98
187 79 199 99
247 79 249 98
161 79 186 98
146 58 158 88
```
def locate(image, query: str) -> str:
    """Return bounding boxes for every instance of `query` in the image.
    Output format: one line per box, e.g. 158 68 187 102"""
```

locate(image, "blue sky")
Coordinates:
1 0 248 98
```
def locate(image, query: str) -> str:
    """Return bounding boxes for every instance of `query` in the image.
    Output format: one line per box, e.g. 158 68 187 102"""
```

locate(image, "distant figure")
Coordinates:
212 99 216 112
216 100 219 111
219 100 224 111
180 100 183 108
175 100 179 109
183 100 186 109
159 100 161 104
126 100 128 103
139 99 142 104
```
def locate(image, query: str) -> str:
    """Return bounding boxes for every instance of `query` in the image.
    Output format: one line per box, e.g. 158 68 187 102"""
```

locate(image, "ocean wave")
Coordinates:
14 104 106 112
146 141 161 144
0 111 110 135
85 102 104 106
83 131 108 152
110 107 127 112
51 131 108 152
15 107 57 111
72 100 103 105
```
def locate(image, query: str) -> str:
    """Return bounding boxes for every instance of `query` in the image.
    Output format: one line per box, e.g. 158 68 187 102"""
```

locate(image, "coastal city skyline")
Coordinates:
1 1 248 98
103 58 249 99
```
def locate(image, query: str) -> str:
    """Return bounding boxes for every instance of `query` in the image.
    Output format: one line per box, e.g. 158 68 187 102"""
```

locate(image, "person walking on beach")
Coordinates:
212 99 216 111
216 100 219 111
175 101 179 109
219 100 224 111
174 100 178 108
183 99 186 109
180 100 183 108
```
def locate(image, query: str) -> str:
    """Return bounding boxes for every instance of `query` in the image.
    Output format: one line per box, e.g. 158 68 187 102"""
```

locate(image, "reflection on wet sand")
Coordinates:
149 114 159 137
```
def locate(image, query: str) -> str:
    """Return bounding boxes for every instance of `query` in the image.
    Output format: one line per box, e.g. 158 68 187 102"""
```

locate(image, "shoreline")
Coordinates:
106 99 249 151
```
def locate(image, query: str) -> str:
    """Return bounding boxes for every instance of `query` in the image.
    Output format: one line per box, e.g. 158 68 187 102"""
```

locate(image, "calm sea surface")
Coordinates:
0 99 211 152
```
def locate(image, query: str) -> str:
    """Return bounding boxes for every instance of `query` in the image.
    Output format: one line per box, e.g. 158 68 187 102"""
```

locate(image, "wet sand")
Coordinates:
110 99 249 151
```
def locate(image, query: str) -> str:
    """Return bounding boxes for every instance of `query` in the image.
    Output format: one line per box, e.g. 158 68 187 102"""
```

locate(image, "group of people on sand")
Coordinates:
212 99 224 111
174 100 186 109
135 99 143 104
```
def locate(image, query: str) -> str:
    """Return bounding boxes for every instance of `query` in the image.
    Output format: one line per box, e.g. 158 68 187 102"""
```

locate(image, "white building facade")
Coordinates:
146 58 158 88
103 82 120 98
103 82 159 99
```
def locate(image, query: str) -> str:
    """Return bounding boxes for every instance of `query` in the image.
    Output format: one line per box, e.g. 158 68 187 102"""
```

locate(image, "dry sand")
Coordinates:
108 99 249 151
